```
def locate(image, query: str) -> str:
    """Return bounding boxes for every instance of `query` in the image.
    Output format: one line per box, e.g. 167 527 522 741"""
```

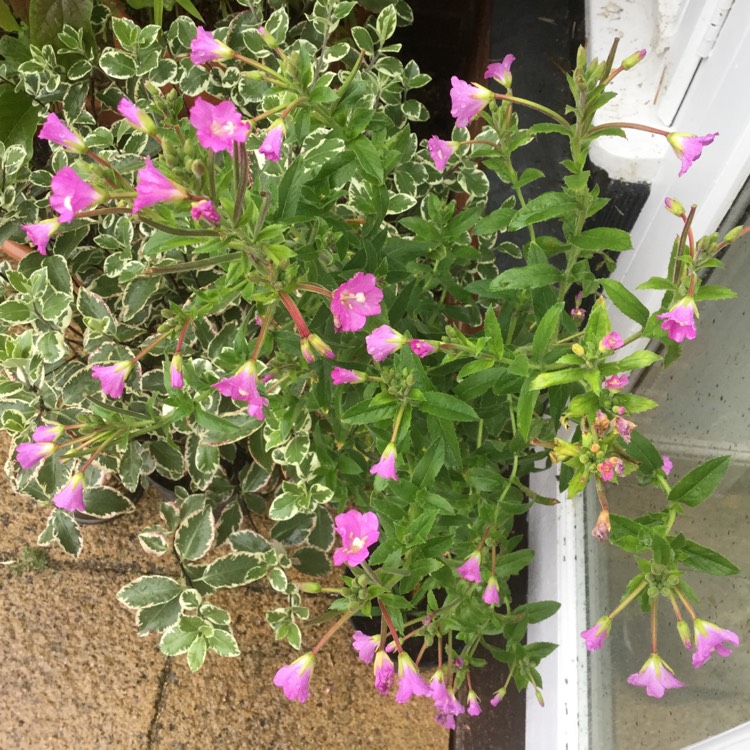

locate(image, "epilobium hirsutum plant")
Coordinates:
0 1 743 723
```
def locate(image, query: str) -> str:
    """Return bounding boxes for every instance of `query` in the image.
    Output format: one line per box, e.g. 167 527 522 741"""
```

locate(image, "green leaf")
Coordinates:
419 392 479 422
82 487 135 519
341 395 397 424
694 285 736 301
137 597 181 635
99 48 137 79
412 438 444 488
514 600 561 623
483 307 504 358
375 4 398 42
507 192 578 231
51 509 82 556
194 552 266 590
677 538 740 576
516 379 536 441
160 625 198 656
530 368 586 390
175 507 215 561
117 575 183 609
351 137 384 183
600 350 661 374
627 431 664 474
29 0 92 47
208 629 240 657
532 303 564 361
0 86 37 156
495 548 534 578
0 0 20 31
150 439 185 480
572 227 632 252
489 264 562 291
600 279 649 326
187 635 207 671
668 456 731 508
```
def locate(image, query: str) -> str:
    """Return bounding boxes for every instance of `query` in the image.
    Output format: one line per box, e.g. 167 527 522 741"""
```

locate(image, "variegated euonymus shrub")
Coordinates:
0 0 743 719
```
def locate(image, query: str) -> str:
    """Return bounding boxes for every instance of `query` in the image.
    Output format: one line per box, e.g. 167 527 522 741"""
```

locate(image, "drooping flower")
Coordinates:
662 455 673 475
352 630 380 665
212 361 268 421
627 653 685 698
189 97 250 154
592 509 611 542
467 690 482 716
53 472 85 512
16 442 56 470
117 98 157 135
331 367 366 385
258 121 285 162
482 576 500 606
409 339 437 358
92 361 133 399
603 373 629 390
613 415 636 443
427 136 457 172
692 618 740 668
273 652 315 703
429 668 450 707
170 354 184 390
133 157 188 214
38 112 86 153
580 615 612 651
667 132 719 177
374 650 395 696
190 199 221 224
366 325 406 361
190 26 233 65
449 77 494 128
490 687 506 707
599 332 623 351
658 299 697 343
50 167 102 223
331 272 383 332
395 652 430 703
333 509 380 567
370 442 398 481
457 551 482 583
22 218 60 255
32 424 64 443
484 54 515 88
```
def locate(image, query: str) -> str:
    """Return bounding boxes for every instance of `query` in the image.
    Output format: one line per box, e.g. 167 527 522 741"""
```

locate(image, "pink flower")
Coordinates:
490 687 506 707
32 424 64 443
467 690 482 716
117 98 156 135
190 26 233 65
599 332 623 351
427 136 457 172
374 650 395 695
603 373 629 390
22 218 60 255
429 668 450 707
449 76 494 128
212 361 268 420
258 121 285 162
597 459 623 482
484 54 515 88
395 652 430 703
658 300 697 343
366 324 405 361
580 615 612 651
53 472 86 512
352 630 380 665
457 551 482 583
16 442 56 470
92 361 133 399
370 442 398 480
333 509 380 567
662 455 673 475
133 157 188 214
482 576 500 606
330 272 383 332
613 415 635 443
273 652 315 703
409 339 437 358
692 618 740 668
189 97 250 154
50 167 102 223
170 354 183 390
190 199 220 224
667 132 719 176
38 112 86 153
627 653 685 698
331 367 365 385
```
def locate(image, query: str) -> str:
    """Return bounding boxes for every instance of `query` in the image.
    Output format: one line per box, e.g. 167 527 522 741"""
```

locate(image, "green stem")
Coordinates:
144 251 244 274
609 580 647 619
495 93 570 128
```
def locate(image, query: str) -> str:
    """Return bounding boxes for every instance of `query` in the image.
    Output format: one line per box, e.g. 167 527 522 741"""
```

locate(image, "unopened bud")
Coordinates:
191 160 205 179
590 443 600 453
621 49 647 70
534 687 545 707
664 197 685 216
571 343 585 357
724 225 745 243
298 582 321 594
357 574 369 587
677 619 692 649
257 25 278 48
242 70 266 80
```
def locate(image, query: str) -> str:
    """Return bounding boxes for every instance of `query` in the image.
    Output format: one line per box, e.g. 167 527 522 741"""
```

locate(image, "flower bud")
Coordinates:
621 49 646 70
242 70 266 80
677 619 692 649
571 343 585 357
257 25 278 48
298 582 321 594
664 197 685 216
724 225 745 243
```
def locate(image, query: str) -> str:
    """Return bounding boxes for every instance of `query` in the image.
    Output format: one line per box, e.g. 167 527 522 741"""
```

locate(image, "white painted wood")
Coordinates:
682 721 750 749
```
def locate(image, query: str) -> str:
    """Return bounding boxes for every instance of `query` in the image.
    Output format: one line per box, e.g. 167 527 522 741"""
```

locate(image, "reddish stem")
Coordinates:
278 290 310 338
378 599 403 653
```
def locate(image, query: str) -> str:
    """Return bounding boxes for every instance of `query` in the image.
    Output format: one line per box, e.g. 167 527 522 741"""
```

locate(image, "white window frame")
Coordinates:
526 2 750 747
